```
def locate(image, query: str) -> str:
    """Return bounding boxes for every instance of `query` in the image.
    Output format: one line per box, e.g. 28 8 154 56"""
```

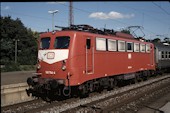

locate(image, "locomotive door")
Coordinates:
150 44 154 66
85 38 94 74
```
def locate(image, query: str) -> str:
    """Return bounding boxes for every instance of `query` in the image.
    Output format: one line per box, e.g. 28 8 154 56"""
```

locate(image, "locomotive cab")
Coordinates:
26 31 75 100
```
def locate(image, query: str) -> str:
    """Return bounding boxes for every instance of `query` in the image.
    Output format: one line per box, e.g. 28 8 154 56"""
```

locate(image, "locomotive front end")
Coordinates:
26 31 72 101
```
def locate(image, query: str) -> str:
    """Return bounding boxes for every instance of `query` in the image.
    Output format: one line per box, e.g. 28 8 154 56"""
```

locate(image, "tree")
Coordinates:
164 37 170 44
1 16 38 65
152 38 161 43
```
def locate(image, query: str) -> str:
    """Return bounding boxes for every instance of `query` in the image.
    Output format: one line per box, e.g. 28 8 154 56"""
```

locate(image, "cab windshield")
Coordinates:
40 37 50 49
54 36 70 49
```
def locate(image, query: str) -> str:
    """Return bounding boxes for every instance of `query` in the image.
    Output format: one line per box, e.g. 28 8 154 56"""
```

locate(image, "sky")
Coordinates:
1 1 170 41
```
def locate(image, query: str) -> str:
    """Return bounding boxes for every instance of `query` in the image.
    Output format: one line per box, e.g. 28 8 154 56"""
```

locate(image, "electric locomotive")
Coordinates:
26 24 156 101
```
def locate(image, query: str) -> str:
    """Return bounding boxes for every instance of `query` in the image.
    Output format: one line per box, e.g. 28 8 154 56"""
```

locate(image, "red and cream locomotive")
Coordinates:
26 24 156 101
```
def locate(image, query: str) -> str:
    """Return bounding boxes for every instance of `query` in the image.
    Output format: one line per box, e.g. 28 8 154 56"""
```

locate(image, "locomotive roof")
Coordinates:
55 24 136 39
40 24 152 44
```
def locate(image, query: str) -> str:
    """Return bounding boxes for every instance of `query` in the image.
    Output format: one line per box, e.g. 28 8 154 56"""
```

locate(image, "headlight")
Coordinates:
37 64 41 69
61 60 66 71
61 65 66 71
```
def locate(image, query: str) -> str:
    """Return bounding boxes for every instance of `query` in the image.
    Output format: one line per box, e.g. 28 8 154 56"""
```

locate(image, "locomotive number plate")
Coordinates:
45 71 56 74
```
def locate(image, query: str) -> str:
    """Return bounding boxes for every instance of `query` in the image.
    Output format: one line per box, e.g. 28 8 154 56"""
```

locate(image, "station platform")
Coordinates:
159 102 170 113
1 71 35 85
137 92 170 113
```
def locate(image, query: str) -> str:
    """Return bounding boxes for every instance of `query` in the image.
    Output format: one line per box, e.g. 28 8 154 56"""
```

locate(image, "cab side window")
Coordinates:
86 38 91 49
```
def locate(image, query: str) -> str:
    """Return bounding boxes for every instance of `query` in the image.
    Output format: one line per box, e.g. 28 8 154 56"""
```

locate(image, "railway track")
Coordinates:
1 99 46 113
2 74 170 113
63 74 170 113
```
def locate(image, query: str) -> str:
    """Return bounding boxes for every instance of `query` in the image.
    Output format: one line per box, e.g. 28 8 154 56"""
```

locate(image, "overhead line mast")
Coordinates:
69 1 74 27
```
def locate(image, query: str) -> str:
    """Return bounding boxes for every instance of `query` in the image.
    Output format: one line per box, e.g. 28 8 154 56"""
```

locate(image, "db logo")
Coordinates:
47 52 55 59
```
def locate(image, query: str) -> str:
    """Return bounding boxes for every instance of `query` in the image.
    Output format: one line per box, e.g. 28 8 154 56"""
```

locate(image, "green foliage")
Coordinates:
1 16 38 66
152 38 161 43
1 62 21 72
19 65 36 71
1 62 36 72
164 37 170 44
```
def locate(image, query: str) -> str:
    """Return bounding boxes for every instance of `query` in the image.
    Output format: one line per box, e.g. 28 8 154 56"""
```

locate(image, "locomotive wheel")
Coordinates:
129 79 135 84
107 78 115 91
133 77 138 84
142 71 149 81
97 80 104 93
41 91 55 102
41 95 51 102
113 79 118 88
79 84 89 98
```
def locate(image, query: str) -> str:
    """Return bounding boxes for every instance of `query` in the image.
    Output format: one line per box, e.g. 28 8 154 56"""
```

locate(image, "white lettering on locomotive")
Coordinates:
45 71 56 74
128 66 132 69
128 53 132 59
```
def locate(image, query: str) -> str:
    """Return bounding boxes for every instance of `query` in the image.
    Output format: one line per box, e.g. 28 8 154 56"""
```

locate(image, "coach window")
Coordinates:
108 39 117 51
118 40 125 52
165 51 168 59
40 37 50 49
161 51 165 59
134 43 139 52
140 44 145 52
96 38 106 51
127 42 133 52
146 44 150 53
